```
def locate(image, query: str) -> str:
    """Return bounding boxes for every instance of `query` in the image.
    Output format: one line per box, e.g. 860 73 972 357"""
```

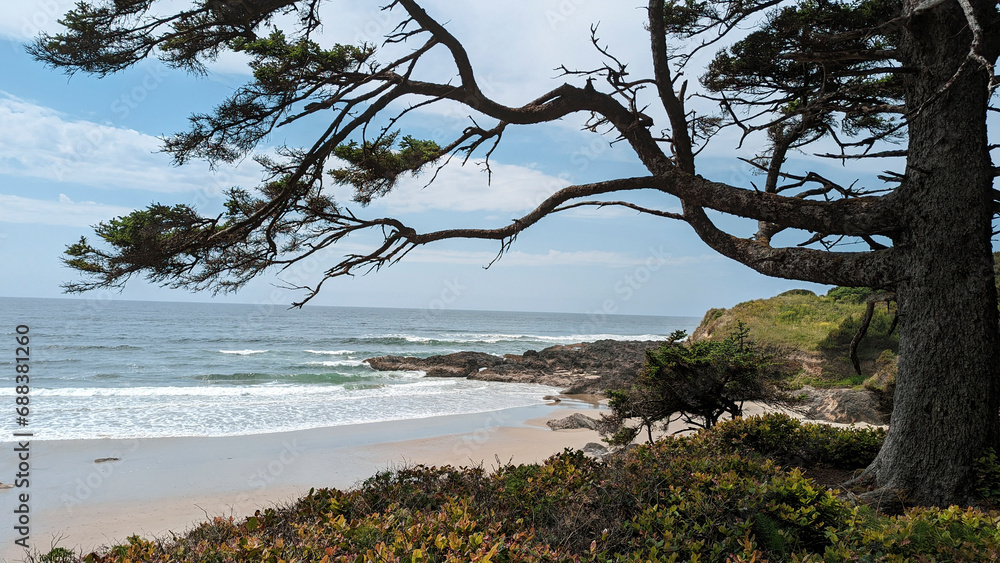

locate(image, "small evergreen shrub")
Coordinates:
600 324 796 443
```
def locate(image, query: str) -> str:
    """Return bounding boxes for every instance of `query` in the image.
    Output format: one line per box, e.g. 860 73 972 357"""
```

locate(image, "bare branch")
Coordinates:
552 200 684 220
648 0 695 173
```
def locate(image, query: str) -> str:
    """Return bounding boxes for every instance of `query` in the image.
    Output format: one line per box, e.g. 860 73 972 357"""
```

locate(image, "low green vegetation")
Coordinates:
600 325 797 444
694 288 898 386
995 251 1000 311
696 255 1000 387
695 289 872 352
43 414 1000 562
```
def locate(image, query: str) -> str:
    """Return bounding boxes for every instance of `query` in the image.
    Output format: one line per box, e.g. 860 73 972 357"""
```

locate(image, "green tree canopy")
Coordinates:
600 325 795 445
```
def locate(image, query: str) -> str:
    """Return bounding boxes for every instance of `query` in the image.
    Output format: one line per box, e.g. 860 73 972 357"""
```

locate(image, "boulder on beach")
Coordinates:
797 385 886 425
582 442 610 459
546 413 600 431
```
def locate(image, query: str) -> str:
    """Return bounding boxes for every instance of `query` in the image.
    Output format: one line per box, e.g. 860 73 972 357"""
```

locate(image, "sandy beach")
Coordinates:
0 397 607 562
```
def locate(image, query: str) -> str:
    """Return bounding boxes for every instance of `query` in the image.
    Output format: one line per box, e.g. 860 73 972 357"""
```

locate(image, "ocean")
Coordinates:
0 297 699 441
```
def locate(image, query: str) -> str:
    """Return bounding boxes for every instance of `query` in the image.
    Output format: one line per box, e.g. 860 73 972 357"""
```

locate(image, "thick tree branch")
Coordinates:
683 205 897 288
650 173 899 236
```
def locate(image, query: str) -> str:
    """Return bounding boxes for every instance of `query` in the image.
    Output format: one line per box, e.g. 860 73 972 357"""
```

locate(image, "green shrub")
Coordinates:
823 506 1000 560
708 413 886 469
779 289 817 297
777 302 813 323
600 324 796 443
818 309 896 352
39 548 77 562
974 448 1000 501
703 307 725 323
825 287 877 304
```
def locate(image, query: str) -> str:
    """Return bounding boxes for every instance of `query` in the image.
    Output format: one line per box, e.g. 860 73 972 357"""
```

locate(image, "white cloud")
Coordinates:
0 193 134 227
0 92 262 194
0 0 78 41
371 161 570 213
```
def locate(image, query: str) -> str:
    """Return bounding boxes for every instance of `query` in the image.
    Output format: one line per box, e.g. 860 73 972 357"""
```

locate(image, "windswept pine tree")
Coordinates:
31 0 1000 506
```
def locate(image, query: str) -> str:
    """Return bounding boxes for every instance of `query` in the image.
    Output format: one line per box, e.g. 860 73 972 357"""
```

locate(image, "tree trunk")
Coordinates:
863 3 1000 506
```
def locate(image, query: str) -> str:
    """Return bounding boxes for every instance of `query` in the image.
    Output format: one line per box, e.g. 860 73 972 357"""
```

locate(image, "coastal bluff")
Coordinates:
365 340 663 394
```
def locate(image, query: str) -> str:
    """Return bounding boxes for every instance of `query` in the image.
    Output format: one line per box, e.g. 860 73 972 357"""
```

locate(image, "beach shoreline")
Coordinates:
0 397 607 562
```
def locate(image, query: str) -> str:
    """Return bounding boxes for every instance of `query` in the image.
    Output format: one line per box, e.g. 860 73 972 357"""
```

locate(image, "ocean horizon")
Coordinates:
1 297 700 441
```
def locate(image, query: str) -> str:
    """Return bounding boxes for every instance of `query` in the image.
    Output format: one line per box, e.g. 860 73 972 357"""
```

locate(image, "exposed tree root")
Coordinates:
854 486 912 515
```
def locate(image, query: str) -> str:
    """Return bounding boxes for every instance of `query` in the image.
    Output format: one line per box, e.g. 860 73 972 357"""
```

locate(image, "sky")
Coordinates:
0 0 853 318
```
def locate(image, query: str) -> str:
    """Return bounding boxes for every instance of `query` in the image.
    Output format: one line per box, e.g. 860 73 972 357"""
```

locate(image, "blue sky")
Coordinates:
0 1 849 318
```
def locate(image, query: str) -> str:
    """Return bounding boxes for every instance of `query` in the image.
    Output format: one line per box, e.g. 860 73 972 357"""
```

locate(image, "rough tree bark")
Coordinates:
859 3 1000 506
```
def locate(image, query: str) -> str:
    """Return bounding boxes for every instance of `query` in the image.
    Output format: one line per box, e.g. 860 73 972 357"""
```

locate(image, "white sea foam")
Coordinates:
531 333 669 343
220 349 269 355
25 379 562 440
366 332 672 345
304 349 355 355
415 332 670 344
304 360 366 367
30 385 335 398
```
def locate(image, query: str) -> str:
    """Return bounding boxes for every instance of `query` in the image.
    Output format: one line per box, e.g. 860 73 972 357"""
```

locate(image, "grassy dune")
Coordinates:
692 288 898 387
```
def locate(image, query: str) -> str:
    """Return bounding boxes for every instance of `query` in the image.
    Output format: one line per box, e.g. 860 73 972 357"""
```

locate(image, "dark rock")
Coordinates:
546 413 600 431
365 340 664 393
364 351 503 378
797 385 886 425
582 442 609 459
542 395 562 403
